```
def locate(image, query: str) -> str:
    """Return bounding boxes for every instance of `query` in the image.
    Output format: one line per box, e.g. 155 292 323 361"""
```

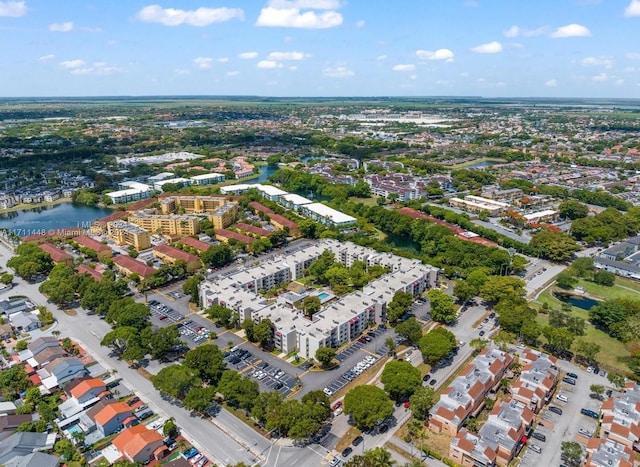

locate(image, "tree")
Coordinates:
299 219 323 239
530 230 581 262
469 338 488 353
344 385 394 430
386 290 414 323
152 365 201 399
163 419 178 438
589 384 605 397
101 326 145 361
608 372 626 389
566 316 585 336
408 386 435 420
556 271 577 290
183 274 204 304
419 327 456 363
105 298 150 330
183 344 226 385
453 280 476 304
147 325 183 360
184 387 217 413
480 276 526 304
593 270 615 286
559 200 589 220
15 340 28 352
542 326 575 356
254 319 274 349
0 272 13 284
201 243 234 268
242 318 255 342
384 337 396 356
381 361 421 401
520 320 542 345
395 318 422 346
427 289 456 323
571 257 594 277
0 365 31 398
574 340 600 363
301 296 321 318
207 304 235 328
315 347 336 367
217 370 260 411
561 441 583 467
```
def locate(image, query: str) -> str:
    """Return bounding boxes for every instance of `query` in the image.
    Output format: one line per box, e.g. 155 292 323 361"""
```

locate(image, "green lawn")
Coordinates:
576 278 640 301
349 196 378 207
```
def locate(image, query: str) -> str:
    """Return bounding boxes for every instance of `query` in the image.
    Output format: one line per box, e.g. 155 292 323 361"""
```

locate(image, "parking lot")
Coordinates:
224 347 296 397
520 364 607 467
324 355 379 397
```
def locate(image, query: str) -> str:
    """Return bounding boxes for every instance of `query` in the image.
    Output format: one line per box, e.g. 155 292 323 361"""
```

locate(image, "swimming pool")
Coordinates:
317 292 330 300
67 424 83 436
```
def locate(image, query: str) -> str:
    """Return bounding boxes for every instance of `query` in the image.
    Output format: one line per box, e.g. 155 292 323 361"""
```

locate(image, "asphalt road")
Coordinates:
0 241 270 467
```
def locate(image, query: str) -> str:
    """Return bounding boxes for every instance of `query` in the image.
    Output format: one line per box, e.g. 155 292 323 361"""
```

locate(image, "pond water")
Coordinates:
553 291 600 310
465 159 504 169
0 203 113 237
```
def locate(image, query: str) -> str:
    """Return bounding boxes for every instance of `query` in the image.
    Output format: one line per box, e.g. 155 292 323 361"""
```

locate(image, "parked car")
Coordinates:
581 408 599 419
529 444 542 454
342 447 353 457
566 372 578 379
562 376 576 386
549 406 563 415
423 374 431 383
531 432 546 442
352 436 363 446
578 428 593 437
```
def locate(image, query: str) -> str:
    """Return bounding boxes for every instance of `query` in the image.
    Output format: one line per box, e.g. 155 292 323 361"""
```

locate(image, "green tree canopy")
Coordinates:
152 364 201 399
344 385 394 430
381 360 421 401
183 344 227 385
427 289 456 323
419 327 456 363
394 317 422 346
315 347 336 367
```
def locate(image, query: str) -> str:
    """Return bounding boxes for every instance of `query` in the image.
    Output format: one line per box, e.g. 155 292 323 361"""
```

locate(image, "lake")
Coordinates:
466 160 504 169
248 165 279 184
0 203 113 237
553 291 600 310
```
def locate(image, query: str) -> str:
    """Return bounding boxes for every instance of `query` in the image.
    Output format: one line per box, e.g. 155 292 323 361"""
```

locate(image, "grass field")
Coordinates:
533 277 640 374
348 196 378 207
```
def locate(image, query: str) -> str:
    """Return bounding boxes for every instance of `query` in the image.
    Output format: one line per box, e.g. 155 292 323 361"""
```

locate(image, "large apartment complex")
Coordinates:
199 239 438 359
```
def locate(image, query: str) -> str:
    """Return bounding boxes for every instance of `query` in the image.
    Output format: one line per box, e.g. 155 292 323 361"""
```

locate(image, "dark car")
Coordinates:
342 447 353 457
581 408 599 419
479 330 485 337
423 374 431 382
566 372 578 379
127 397 140 406
549 406 563 415
379 424 389 434
273 382 284 390
429 379 437 386
352 436 363 446
562 376 577 386
531 432 546 442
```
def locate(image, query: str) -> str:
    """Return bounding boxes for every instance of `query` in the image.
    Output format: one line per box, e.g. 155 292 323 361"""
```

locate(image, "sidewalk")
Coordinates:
387 437 449 467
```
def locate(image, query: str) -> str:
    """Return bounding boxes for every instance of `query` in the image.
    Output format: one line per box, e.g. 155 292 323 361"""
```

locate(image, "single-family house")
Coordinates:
112 424 168 463
10 312 41 333
0 432 58 467
43 357 88 386
65 377 108 404
85 401 136 436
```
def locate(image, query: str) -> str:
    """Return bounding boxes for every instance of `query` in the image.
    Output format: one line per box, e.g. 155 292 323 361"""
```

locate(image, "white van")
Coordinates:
556 394 569 403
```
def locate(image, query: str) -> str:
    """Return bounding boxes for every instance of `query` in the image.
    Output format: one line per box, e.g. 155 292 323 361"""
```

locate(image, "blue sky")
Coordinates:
1 0 639 97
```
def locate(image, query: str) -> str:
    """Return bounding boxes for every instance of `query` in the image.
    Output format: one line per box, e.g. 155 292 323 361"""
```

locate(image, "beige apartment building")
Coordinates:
128 211 200 236
107 221 151 251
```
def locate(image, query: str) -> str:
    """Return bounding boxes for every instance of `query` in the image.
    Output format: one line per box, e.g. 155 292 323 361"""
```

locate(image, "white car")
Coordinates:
323 388 333 396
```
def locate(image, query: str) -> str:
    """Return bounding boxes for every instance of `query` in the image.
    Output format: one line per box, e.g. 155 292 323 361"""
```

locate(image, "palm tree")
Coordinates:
363 447 396 467
500 377 512 395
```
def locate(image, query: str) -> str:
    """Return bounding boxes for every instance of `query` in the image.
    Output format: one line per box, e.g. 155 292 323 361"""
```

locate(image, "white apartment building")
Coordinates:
199 239 439 359
106 182 153 204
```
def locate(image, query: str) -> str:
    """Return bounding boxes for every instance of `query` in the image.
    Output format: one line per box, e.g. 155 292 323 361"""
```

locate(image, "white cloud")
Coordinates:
416 48 454 62
136 4 244 27
592 72 609 82
376 55 387 61
38 54 55 61
60 59 85 69
218 57 229 63
238 51 259 59
257 60 282 69
256 0 342 28
0 1 27 17
81 26 103 33
256 7 342 28
289 65 298 71
49 22 74 32
409 74 417 80
624 66 637 72
460 71 469 77
625 0 640 17
615 78 625 85
545 79 558 87
550 23 591 38
323 66 354 78
355 19 365 28
174 69 191 75
392 64 415 72
193 57 213 69
470 41 503 54
503 25 548 37
267 51 309 60
626 52 640 59
580 56 613 68
226 70 240 76
106 39 118 46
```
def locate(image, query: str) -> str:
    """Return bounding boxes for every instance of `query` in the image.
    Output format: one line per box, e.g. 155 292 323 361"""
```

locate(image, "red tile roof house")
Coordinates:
83 401 136 437
235 222 271 237
215 229 256 246
76 264 103 282
65 377 107 404
177 236 211 253
510 350 559 413
112 424 168 463
429 348 513 436
38 243 74 265
152 244 201 272
113 255 156 279
73 235 113 260
600 382 640 451
585 438 633 467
